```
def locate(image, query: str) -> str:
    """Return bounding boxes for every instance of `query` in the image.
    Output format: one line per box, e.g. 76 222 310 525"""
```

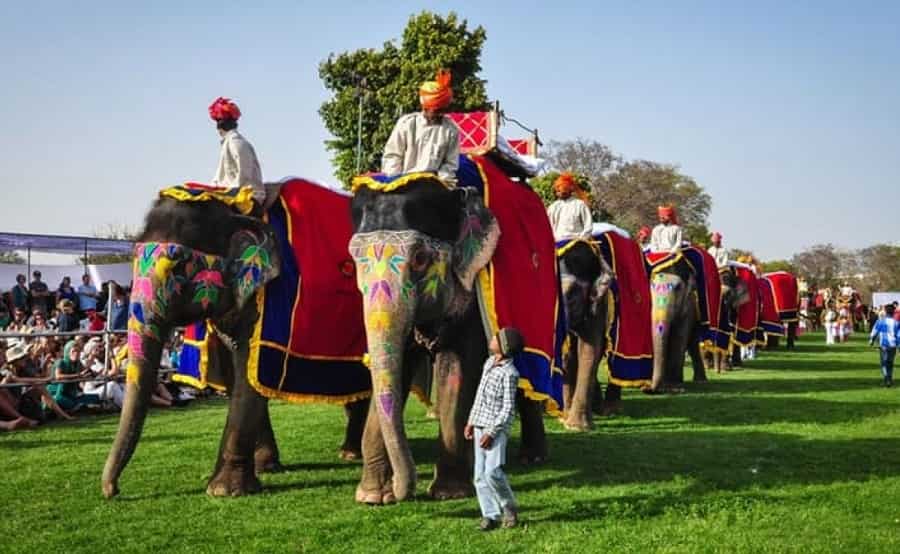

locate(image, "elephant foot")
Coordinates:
693 376 709 383
428 476 474 500
254 448 282 474
563 413 593 432
338 448 361 461
355 484 396 505
641 385 663 395
207 465 262 497
600 400 623 417
101 481 119 499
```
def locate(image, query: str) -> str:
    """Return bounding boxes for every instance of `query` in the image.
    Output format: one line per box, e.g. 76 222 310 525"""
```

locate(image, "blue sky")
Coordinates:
1 0 897 260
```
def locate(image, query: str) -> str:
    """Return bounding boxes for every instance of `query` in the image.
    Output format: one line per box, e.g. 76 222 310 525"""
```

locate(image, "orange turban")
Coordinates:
637 226 651 241
553 172 589 203
419 70 453 111
208 97 241 121
658 205 677 224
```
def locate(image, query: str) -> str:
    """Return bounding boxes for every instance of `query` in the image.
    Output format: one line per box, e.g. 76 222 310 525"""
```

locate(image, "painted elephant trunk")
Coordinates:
101 332 164 498
365 316 416 501
351 235 423 501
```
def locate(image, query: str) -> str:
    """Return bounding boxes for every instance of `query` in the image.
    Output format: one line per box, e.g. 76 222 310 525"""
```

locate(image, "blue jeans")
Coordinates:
473 427 516 520
880 347 896 381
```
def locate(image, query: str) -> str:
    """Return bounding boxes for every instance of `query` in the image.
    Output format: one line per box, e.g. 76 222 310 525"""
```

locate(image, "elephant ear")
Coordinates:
452 188 500 292
228 217 281 311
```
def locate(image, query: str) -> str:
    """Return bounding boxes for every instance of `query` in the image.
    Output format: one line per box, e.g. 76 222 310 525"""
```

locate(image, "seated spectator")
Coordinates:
5 307 30 333
47 340 99 412
29 270 51 317
0 341 38 430
11 274 30 313
0 302 9 329
87 311 106 332
27 309 49 332
56 300 79 333
80 339 125 410
1 341 74 421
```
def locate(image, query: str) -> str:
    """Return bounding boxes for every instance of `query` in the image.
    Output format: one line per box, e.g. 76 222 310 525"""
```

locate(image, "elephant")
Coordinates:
101 193 371 499
557 240 615 431
348 177 549 505
708 267 750 372
646 256 706 392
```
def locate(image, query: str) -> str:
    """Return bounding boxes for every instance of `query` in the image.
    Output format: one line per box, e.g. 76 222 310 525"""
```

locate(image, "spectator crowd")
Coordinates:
1 271 193 432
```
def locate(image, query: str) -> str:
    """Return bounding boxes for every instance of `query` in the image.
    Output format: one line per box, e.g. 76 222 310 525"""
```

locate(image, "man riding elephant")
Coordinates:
649 205 683 254
208 96 265 215
381 70 460 186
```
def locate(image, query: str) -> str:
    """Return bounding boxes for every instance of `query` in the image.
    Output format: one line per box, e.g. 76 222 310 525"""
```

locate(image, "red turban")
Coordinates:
208 97 241 121
637 226 651 241
419 70 453 111
657 205 677 224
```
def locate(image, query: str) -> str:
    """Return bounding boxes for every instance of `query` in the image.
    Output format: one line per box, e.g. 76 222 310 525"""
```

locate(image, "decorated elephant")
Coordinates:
102 181 372 499
557 240 612 431
557 228 653 429
349 156 565 504
645 246 721 391
708 266 750 372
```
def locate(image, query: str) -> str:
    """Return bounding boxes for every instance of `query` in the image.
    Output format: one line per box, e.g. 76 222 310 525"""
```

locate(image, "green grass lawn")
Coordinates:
3 332 899 553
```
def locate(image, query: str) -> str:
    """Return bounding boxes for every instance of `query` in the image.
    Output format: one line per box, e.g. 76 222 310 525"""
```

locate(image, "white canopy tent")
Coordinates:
872 292 900 308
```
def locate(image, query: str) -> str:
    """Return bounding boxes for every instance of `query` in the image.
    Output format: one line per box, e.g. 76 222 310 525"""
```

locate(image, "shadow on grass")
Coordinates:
622 394 895 426
497 430 900 522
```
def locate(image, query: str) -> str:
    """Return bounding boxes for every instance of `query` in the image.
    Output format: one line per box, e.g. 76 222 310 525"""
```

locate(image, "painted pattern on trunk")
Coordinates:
127 242 228 382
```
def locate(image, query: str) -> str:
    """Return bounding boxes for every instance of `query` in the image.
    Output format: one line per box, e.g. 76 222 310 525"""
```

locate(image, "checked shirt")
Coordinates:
467 356 519 438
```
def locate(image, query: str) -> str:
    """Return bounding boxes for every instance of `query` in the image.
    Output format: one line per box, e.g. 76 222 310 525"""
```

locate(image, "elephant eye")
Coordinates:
411 249 432 272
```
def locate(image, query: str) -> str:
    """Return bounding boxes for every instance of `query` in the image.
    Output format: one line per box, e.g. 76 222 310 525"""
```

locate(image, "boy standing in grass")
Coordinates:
869 304 900 387
465 327 523 531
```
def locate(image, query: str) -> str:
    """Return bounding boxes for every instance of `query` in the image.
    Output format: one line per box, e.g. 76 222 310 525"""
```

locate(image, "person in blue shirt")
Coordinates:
869 304 900 387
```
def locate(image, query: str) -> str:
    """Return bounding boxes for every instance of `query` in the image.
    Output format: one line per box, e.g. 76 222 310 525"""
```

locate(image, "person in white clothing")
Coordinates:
382 70 459 186
547 172 593 241
824 304 837 345
649 206 683 253
209 96 265 213
707 232 729 267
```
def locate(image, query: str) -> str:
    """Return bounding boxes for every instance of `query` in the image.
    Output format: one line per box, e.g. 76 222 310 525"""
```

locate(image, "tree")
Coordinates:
791 244 843 286
759 259 797 274
593 159 712 235
319 11 489 185
0 251 25 264
857 243 900 293
543 139 621 184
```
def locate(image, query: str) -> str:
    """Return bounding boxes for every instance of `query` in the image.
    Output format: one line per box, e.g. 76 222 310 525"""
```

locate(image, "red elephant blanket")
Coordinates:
469 155 566 415
758 278 785 337
733 266 760 346
763 271 800 323
174 179 371 404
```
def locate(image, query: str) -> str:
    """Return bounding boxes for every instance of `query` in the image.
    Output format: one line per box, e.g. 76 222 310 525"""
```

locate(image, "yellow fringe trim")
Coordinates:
160 184 255 215
350 172 452 194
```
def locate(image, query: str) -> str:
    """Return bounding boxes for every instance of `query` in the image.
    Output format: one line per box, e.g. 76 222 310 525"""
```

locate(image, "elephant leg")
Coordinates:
518 392 548 464
356 398 394 504
207 345 264 497
601 383 623 416
563 335 602 431
254 400 282 473
561 335 578 413
731 344 743 367
339 397 369 461
688 338 708 383
429 346 478 500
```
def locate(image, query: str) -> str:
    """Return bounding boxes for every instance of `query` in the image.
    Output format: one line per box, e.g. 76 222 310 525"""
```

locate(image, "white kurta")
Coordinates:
548 198 593 241
707 245 729 267
212 130 264 202
649 223 683 253
381 113 459 186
